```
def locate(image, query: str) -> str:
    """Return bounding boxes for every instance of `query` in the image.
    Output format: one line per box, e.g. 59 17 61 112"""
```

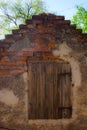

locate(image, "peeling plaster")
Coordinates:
69 58 81 87
22 72 29 119
53 42 72 57
0 89 19 107
52 42 81 87
52 42 82 120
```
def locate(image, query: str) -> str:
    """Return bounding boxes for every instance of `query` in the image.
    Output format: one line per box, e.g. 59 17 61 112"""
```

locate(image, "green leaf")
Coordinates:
71 5 87 33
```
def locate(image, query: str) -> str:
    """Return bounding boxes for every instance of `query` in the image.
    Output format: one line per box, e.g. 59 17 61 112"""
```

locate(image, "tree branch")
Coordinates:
6 13 18 26
26 3 32 18
0 7 18 26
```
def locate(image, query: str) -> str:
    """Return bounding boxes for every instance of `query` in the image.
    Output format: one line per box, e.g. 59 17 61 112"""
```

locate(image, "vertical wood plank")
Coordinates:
31 63 37 119
61 63 71 107
28 62 32 119
40 62 46 119
36 62 40 118
47 62 54 119
44 62 49 119
53 62 60 119
28 62 36 119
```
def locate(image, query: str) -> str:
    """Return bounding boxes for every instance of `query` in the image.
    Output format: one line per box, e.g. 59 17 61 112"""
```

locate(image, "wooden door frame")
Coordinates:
27 59 72 120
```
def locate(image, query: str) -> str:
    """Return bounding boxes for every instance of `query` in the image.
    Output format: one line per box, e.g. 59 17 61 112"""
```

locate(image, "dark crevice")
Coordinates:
0 127 16 130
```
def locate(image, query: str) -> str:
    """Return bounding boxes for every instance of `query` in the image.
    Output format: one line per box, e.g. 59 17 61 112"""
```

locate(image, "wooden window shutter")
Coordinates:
28 61 72 119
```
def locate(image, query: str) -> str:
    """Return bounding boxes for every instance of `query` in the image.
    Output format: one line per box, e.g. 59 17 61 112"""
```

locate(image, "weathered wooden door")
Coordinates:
28 61 72 119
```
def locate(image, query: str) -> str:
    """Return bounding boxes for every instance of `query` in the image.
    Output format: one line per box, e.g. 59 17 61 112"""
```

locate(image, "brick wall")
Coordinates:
0 13 87 130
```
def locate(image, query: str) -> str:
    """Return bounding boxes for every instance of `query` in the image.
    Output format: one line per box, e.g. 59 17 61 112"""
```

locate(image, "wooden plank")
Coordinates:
43 62 48 119
57 63 63 118
50 63 54 119
58 65 62 108
46 62 53 119
53 62 60 119
40 62 46 119
64 74 72 107
59 63 71 118
28 63 38 119
28 63 32 119
32 63 38 119
61 64 71 107
36 62 40 118
33 63 38 119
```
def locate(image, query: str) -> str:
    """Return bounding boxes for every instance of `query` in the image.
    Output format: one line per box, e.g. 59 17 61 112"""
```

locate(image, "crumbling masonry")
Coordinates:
0 13 87 130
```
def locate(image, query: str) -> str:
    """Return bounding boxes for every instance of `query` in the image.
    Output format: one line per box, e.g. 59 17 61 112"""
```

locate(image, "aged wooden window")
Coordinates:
28 61 72 119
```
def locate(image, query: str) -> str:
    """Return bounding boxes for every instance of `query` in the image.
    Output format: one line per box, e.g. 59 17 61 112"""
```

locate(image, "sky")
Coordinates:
44 0 87 20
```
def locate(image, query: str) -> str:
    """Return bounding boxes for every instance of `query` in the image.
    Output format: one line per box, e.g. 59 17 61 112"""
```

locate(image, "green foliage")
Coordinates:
0 0 46 38
72 6 87 33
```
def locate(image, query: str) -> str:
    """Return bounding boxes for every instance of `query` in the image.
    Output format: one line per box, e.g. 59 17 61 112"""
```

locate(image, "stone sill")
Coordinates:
28 118 76 125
